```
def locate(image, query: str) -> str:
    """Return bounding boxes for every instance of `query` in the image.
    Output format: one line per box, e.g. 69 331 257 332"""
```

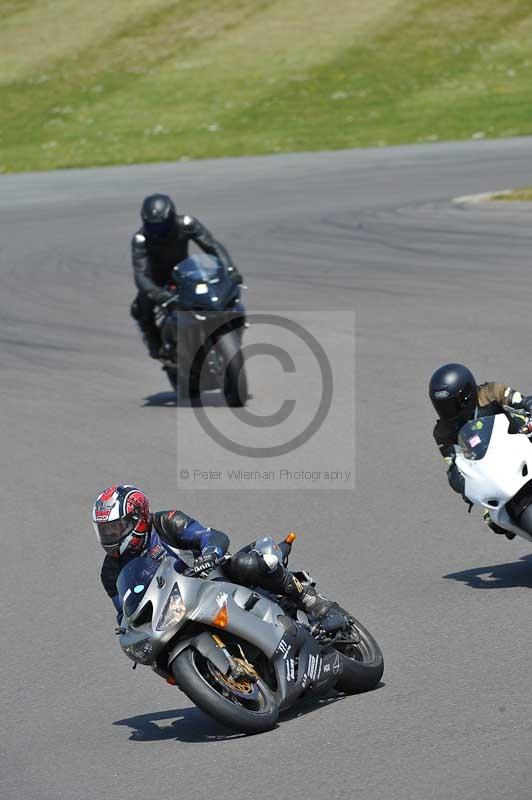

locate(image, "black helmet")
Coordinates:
429 363 478 422
141 194 176 238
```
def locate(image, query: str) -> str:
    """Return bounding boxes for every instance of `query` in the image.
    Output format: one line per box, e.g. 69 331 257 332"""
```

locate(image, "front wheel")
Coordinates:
215 332 247 407
172 648 278 734
333 616 384 694
164 367 200 399
164 367 178 392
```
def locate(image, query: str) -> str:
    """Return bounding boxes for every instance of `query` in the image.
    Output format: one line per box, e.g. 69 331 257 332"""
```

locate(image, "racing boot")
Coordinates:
261 555 334 620
296 585 336 620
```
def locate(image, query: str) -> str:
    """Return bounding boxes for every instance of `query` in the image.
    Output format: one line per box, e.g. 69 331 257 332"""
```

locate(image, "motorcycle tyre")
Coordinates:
333 615 384 694
172 647 278 734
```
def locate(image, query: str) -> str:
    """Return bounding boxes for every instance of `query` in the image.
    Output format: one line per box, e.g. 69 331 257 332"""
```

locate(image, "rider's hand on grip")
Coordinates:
190 552 218 577
155 291 179 310
520 396 532 414
154 293 179 326
163 294 180 309
158 290 173 304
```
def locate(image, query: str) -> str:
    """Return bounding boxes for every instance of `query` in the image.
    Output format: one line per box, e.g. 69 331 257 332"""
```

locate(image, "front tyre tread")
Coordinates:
172 648 278 734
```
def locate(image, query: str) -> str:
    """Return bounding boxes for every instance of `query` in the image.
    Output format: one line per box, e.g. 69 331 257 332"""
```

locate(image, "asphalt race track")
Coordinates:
3 138 532 800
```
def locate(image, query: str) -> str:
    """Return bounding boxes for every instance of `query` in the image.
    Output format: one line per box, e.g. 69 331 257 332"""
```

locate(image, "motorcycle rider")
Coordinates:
130 194 242 358
93 485 334 623
429 363 532 536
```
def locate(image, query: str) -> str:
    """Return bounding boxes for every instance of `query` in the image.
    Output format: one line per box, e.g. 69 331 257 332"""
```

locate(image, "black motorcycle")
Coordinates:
156 254 247 406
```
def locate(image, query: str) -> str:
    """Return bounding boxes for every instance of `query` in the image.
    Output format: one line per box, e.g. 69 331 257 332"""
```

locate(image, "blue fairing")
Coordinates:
113 531 189 620
111 517 227 621
172 254 239 313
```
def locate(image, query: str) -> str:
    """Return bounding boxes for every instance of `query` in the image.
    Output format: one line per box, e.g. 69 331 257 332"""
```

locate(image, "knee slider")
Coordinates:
262 553 279 571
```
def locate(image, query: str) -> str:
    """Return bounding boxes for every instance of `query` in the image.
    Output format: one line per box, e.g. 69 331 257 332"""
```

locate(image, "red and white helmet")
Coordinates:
92 485 151 556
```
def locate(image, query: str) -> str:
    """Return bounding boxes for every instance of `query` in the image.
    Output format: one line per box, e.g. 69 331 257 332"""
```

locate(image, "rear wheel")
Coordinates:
172 648 278 734
333 616 383 694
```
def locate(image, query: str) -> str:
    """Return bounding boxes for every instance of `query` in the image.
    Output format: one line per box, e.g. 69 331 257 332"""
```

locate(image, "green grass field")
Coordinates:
2 0 532 172
493 188 532 200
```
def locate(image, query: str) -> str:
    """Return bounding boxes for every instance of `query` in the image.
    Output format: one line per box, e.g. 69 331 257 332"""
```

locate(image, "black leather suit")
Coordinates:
130 215 241 348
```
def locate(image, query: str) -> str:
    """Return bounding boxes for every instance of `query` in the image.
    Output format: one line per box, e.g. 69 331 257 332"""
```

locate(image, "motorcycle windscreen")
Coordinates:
458 416 496 461
173 255 228 310
175 254 222 283
117 556 160 617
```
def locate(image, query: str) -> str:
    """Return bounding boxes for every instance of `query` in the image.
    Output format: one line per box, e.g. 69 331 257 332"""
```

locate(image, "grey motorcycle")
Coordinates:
117 535 383 734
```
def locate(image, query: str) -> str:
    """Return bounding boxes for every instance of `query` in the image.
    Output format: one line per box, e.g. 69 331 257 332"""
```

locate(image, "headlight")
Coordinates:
195 283 208 295
156 584 187 632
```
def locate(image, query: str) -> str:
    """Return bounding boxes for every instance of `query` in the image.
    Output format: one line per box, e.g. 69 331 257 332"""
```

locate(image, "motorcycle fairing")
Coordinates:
456 414 532 540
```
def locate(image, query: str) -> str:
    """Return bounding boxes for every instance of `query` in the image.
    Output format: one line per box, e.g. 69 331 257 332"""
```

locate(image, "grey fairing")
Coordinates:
168 631 232 675
270 622 342 707
119 557 186 664
118 555 343 707
174 574 287 657
119 559 286 666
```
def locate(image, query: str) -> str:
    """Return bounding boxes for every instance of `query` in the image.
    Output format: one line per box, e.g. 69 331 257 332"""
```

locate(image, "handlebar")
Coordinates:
183 535 296 578
161 294 180 309
183 553 230 578
502 405 532 434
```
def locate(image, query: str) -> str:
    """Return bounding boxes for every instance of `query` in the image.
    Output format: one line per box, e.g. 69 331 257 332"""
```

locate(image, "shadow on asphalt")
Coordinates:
113 706 244 742
142 390 228 408
279 687 383 722
444 553 532 589
113 688 381 743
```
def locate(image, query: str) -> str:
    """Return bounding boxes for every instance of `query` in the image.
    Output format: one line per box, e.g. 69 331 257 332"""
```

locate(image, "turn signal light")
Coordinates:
285 531 297 544
212 605 229 628
166 675 177 685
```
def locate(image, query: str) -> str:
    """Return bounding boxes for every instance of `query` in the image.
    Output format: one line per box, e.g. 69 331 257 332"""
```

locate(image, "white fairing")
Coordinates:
455 414 532 542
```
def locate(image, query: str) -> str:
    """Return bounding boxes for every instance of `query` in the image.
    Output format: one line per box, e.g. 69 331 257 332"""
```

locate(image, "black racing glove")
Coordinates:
520 396 532 413
190 550 218 577
155 290 178 307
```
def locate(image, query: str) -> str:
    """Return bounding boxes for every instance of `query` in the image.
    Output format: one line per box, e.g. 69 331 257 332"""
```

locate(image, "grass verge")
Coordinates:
492 188 532 201
1 0 532 172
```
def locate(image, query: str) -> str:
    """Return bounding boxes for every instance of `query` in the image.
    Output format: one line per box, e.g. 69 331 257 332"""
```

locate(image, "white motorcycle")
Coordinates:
455 410 532 541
